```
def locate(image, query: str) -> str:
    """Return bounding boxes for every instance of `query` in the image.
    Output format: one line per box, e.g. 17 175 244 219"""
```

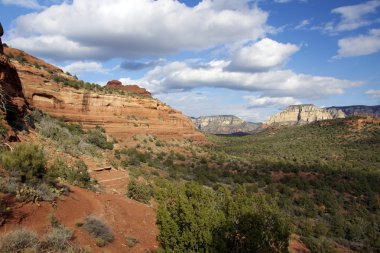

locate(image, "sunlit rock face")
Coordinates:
266 104 345 126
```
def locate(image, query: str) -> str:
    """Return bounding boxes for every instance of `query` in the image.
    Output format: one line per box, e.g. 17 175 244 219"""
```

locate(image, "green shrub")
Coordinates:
0 228 39 252
66 161 92 188
126 236 139 248
87 127 113 150
47 159 92 189
156 181 291 253
82 215 114 244
0 143 46 183
127 180 153 204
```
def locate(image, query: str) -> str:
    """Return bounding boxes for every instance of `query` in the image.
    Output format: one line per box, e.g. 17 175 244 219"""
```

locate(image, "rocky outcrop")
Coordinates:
0 26 28 132
266 104 345 126
192 115 262 134
4 47 204 141
105 80 151 97
327 105 380 118
0 22 3 55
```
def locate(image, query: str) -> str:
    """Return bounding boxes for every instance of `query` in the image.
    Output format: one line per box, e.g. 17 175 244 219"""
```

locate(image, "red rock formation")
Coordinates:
105 80 151 97
0 29 28 133
0 22 3 55
4 47 204 142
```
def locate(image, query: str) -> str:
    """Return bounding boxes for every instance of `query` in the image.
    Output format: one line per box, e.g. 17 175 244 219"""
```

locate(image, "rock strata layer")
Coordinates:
4 47 204 141
192 115 262 134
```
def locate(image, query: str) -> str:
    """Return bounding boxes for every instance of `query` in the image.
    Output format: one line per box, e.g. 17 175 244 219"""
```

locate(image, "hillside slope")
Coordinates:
210 117 380 252
3 47 204 142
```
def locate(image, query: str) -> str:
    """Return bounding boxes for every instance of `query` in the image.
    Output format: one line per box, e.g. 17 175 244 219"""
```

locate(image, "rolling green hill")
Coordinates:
209 117 380 252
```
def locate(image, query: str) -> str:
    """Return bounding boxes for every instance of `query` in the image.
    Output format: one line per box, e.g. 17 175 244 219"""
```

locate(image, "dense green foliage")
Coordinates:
155 180 291 253
47 159 92 189
205 118 380 252
127 180 153 204
1 143 46 183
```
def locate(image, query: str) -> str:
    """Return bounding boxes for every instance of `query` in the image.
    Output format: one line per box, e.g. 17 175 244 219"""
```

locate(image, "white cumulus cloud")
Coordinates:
366 89 380 102
0 0 43 9
245 96 300 108
62 61 108 75
337 29 380 58
8 0 269 61
227 38 299 72
325 1 380 33
126 59 362 99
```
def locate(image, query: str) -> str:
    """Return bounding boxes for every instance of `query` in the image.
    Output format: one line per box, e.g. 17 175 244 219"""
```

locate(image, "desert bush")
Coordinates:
0 143 46 183
47 158 93 189
39 226 73 252
0 228 39 252
86 127 113 150
126 236 139 248
66 161 92 188
127 180 153 204
46 158 67 185
82 215 114 245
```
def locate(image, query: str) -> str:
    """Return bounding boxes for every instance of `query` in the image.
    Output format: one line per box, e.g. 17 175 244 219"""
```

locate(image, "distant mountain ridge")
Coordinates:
266 104 380 126
191 115 262 134
326 105 380 118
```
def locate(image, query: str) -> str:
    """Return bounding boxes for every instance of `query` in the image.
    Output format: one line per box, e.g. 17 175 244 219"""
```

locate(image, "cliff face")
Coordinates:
266 104 345 126
192 115 262 134
327 105 380 118
0 52 28 133
4 47 204 141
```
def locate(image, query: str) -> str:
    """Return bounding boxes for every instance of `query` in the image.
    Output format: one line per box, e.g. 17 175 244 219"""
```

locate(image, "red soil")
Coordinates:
0 186 159 252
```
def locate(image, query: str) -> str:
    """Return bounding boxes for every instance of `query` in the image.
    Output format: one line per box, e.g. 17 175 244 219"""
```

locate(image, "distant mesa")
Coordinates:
105 80 151 97
192 115 262 135
266 104 380 126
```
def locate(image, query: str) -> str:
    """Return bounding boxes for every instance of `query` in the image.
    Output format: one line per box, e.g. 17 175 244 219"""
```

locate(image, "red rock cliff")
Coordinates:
4 47 204 141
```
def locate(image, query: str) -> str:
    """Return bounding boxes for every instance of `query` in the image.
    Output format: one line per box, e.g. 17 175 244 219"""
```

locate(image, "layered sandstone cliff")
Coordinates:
4 47 204 141
266 104 345 126
192 115 262 134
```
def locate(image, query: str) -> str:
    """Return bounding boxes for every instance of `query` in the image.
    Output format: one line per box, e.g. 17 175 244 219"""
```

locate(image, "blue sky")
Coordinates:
1 0 380 122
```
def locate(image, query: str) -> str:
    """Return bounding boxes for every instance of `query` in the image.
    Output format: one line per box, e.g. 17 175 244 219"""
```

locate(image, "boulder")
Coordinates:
105 80 151 97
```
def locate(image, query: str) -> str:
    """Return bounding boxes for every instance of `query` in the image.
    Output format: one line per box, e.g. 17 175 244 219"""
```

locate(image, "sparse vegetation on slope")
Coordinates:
81 215 114 247
31 110 113 157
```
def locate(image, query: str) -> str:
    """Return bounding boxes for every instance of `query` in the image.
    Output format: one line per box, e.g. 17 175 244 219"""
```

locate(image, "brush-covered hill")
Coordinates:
3 46 204 142
209 116 380 252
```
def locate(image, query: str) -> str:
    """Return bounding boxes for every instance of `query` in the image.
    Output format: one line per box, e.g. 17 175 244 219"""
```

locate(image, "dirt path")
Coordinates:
90 169 130 194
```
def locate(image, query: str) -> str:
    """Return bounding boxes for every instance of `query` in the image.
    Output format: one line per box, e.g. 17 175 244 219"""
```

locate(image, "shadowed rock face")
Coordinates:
327 105 380 118
0 23 28 132
0 22 3 55
192 115 262 134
